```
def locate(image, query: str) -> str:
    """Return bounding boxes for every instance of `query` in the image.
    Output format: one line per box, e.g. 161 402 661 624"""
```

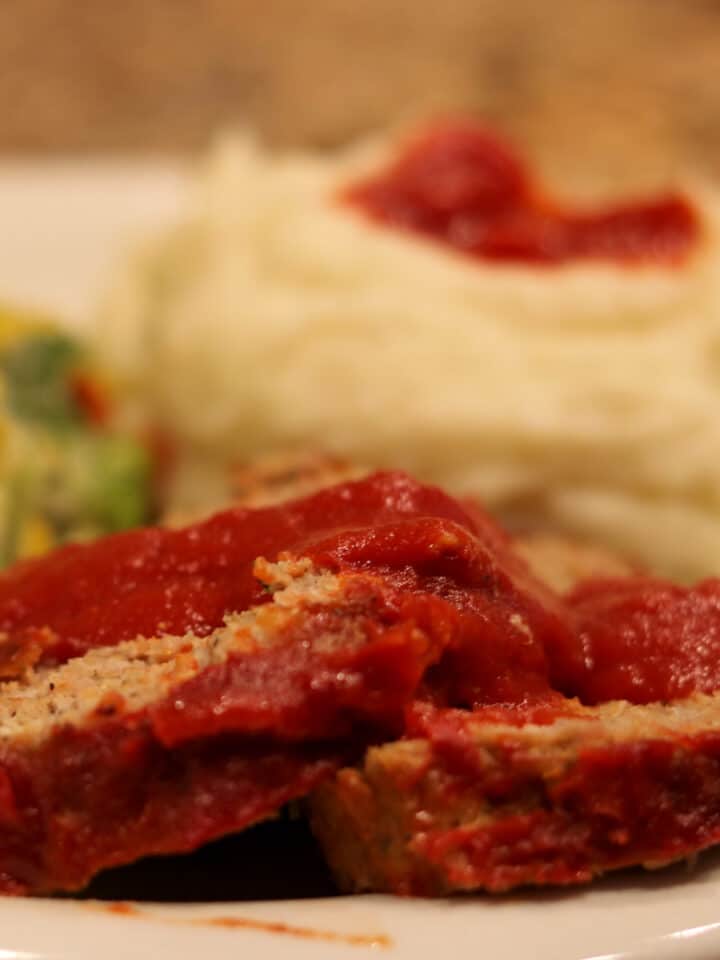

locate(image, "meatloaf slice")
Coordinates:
310 695 720 895
0 558 447 895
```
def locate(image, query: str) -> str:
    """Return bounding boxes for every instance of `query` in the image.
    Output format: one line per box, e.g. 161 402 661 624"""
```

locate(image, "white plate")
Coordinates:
1 161 720 960
0 158 190 328
4 862 720 960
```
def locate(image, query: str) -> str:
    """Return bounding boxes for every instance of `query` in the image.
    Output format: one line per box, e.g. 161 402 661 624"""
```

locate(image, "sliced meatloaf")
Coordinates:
0 558 447 894
310 695 720 895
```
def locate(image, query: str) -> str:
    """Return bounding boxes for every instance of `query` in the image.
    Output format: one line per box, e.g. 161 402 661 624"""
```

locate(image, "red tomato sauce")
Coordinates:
384 697 720 894
303 516 574 707
4 468 720 712
148 567 453 747
0 472 476 666
0 721 340 895
344 120 699 266
411 722 720 894
566 576 720 704
8 470 720 896
0 470 577 709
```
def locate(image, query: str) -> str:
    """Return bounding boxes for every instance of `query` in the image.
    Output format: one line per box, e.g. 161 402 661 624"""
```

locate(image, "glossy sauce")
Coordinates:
0 472 476 665
0 471 579 710
303 516 573 707
566 576 720 704
5 470 720 896
6 468 720 710
345 121 699 266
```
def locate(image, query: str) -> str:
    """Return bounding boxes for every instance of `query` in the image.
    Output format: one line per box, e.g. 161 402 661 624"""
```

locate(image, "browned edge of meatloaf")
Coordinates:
309 695 720 895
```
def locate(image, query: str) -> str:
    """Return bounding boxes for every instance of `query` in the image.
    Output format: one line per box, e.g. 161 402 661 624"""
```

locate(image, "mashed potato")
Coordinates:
98 128 720 580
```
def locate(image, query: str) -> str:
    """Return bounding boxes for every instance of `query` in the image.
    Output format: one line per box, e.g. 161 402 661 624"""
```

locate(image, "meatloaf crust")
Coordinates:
310 696 720 894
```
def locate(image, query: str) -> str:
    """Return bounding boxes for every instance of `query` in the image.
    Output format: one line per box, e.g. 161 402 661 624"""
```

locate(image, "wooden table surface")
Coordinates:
2 0 719 188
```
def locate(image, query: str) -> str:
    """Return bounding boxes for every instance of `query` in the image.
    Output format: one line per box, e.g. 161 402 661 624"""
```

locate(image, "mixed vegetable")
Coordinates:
0 306 151 566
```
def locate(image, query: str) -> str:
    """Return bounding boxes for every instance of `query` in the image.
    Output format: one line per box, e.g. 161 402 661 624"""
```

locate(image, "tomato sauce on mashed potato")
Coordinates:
98 120 720 580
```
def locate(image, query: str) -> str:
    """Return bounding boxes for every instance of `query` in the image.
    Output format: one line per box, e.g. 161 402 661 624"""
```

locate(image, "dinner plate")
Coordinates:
3 858 720 960
1 160 720 960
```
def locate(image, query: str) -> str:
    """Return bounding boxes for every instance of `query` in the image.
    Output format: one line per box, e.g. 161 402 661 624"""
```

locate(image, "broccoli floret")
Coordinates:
0 332 83 429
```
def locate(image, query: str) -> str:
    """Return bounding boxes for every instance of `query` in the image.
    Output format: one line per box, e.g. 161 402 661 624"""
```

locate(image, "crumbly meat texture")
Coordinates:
0 470 480 671
0 462 659 897
0 558 447 895
310 695 720 895
305 505 720 897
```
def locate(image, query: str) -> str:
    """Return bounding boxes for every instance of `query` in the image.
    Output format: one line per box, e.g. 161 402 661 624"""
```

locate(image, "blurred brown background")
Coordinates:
2 0 719 188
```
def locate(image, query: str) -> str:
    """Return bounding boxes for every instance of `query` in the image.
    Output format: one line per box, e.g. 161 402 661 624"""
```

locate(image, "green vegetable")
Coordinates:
42 432 152 540
0 313 153 567
0 332 83 429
